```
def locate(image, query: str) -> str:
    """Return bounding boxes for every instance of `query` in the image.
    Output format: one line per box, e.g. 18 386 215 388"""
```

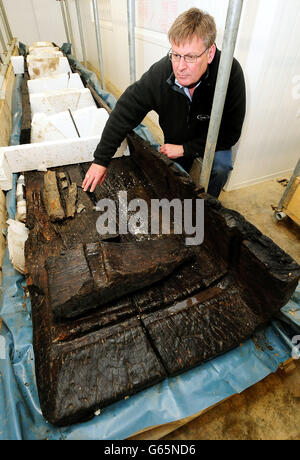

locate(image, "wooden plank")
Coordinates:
0 46 18 109
142 281 260 375
132 243 227 315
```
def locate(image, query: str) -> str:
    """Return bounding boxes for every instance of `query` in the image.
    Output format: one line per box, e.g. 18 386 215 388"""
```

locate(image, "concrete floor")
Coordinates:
136 178 300 441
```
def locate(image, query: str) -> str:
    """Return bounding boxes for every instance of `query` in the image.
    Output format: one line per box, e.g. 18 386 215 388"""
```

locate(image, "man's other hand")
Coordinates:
160 144 184 159
82 163 107 192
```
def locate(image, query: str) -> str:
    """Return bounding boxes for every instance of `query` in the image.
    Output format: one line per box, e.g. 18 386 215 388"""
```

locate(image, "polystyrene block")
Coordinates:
31 107 110 142
11 56 24 75
27 56 71 79
0 137 100 179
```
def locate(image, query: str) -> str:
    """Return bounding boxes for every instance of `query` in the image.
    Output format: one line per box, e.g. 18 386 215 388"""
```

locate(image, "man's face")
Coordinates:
171 35 215 88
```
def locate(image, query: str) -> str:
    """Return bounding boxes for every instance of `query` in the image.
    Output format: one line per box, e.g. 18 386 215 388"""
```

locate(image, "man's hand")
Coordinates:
160 144 184 159
82 163 107 192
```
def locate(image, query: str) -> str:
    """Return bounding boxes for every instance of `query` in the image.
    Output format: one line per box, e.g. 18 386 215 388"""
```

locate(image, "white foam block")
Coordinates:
28 73 84 94
31 107 109 142
11 56 24 75
29 88 96 116
27 56 71 79
7 219 29 274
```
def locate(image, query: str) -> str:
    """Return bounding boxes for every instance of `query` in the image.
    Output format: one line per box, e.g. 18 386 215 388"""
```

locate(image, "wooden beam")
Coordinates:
0 46 18 147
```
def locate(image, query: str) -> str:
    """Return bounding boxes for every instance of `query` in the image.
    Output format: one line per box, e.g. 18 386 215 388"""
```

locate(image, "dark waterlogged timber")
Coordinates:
24 123 300 426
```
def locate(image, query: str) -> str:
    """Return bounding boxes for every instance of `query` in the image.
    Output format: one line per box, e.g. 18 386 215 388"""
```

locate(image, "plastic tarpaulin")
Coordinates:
0 50 299 440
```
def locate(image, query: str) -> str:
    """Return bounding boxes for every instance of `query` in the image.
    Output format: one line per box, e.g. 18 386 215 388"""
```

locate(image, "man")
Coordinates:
82 8 246 198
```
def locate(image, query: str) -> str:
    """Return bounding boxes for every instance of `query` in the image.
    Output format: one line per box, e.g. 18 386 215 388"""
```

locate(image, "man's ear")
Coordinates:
207 43 216 64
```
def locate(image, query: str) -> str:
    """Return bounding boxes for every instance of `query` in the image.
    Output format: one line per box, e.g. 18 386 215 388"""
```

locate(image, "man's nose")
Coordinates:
177 56 187 69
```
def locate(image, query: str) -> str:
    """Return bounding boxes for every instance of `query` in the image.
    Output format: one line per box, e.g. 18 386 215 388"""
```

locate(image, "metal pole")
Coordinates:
64 0 76 58
127 0 136 84
75 0 87 67
199 0 244 192
0 0 12 42
59 0 71 44
92 0 105 90
0 21 7 54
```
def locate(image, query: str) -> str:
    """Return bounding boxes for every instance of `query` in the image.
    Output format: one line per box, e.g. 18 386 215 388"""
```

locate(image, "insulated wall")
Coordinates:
2 0 300 190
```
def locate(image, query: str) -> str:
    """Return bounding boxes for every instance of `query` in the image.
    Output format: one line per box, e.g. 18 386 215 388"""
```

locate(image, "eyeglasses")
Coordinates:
168 47 209 63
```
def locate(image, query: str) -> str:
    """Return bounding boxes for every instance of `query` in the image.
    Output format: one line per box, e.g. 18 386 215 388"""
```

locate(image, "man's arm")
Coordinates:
82 60 163 192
